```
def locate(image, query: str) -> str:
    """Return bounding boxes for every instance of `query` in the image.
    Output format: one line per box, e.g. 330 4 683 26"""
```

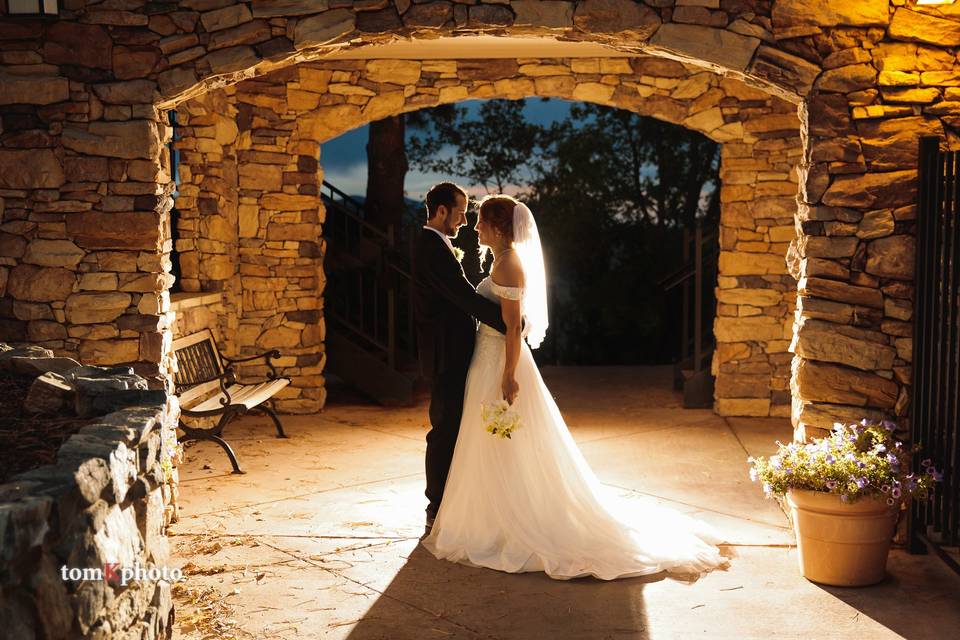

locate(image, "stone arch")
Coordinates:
171 55 802 415
1 1 958 437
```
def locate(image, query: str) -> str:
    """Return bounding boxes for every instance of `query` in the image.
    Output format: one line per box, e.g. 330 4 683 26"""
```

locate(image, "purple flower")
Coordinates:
825 454 836 464
762 483 772 495
856 461 866 469
932 470 944 482
826 480 838 490
860 418 871 426
770 456 782 470
856 478 868 489
881 420 896 432
921 459 932 468
881 485 890 493
886 453 899 465
892 487 902 499
886 497 896 506
749 468 758 482
876 444 886 453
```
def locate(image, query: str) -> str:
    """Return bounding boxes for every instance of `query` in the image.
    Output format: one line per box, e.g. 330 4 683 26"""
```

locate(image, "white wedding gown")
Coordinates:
422 277 728 580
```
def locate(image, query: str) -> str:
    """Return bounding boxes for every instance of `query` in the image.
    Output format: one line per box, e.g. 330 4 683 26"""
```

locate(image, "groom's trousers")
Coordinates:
425 363 470 518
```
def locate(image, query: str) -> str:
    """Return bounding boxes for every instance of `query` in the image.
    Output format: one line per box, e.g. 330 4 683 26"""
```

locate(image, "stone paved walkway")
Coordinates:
169 366 960 640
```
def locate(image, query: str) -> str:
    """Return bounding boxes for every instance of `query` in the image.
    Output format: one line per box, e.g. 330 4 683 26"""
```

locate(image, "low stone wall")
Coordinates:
0 344 181 639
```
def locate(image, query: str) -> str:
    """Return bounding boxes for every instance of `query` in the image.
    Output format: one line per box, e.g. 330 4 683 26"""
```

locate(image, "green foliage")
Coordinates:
749 420 942 504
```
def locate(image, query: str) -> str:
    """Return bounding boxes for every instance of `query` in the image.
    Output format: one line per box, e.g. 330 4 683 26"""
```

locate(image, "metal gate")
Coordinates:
909 136 960 572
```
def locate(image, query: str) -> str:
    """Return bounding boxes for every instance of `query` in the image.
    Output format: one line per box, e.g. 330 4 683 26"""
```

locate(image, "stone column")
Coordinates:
233 70 326 413
791 74 940 438
172 89 241 352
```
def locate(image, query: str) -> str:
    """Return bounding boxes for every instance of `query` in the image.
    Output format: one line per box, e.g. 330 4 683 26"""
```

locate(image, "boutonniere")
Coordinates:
452 247 464 262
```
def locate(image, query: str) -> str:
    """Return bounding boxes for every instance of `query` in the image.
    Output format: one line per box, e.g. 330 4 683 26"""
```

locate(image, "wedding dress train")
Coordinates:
422 278 728 580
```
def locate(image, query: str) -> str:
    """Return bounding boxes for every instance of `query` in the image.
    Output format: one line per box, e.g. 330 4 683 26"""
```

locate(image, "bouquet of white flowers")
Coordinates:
481 399 522 439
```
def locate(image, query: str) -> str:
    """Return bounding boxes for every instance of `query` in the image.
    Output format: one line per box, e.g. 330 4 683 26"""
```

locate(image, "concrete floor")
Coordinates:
169 366 960 640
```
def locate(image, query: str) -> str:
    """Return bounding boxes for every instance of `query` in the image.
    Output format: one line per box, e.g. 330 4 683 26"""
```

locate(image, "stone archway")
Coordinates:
1 1 957 439
172 54 803 417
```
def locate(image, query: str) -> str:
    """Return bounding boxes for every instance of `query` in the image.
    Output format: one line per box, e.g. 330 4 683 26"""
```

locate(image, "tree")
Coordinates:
365 115 408 241
407 100 540 193
524 104 720 364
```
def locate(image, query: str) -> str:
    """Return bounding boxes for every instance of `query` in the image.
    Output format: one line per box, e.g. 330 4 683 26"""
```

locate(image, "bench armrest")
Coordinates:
176 369 237 407
223 350 282 379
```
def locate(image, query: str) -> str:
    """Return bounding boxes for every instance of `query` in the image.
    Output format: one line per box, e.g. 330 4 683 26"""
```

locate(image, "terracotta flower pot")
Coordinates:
786 488 898 587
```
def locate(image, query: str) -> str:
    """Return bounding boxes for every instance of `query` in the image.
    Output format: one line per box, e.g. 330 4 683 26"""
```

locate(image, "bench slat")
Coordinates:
178 379 222 407
189 379 290 412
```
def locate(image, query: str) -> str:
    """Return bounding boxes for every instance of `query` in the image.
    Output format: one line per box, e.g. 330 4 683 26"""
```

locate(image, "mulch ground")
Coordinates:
0 372 95 485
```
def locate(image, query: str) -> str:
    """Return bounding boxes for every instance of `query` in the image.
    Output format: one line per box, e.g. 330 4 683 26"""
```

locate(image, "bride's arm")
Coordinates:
495 255 525 404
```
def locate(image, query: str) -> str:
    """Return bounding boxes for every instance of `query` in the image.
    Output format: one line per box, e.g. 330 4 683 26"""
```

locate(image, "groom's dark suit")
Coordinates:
413 227 506 518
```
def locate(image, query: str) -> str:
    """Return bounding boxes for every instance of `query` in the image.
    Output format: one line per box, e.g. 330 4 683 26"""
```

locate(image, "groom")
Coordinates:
412 182 507 530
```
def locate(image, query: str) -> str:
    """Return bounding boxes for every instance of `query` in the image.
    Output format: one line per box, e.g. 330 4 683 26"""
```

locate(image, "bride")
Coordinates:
422 194 728 580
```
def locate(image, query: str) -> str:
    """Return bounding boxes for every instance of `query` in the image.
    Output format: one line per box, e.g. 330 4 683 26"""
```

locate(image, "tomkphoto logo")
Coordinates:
60 563 184 587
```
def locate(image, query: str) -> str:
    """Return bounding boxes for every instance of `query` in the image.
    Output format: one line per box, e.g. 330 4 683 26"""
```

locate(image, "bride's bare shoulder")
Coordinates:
493 250 525 288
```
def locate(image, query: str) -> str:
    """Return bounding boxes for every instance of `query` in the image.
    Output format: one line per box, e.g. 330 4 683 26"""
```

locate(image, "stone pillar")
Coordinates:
173 74 326 413
713 133 801 418
171 89 241 352
791 49 947 438
234 70 326 413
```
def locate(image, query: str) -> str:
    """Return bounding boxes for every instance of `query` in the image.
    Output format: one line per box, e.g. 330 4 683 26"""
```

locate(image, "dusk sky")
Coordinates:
320 98 578 201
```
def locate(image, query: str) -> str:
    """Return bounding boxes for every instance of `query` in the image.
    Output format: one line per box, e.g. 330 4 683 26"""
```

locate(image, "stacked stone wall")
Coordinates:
0 345 180 639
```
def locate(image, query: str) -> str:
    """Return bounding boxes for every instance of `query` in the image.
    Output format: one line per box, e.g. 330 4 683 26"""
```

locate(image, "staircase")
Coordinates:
321 181 418 405
658 220 718 408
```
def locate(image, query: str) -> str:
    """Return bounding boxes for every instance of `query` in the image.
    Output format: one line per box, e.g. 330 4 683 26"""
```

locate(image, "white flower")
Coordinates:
481 400 523 439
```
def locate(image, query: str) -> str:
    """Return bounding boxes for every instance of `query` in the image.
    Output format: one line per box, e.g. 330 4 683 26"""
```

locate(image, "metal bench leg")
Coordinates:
179 415 246 474
258 401 288 438
207 434 245 474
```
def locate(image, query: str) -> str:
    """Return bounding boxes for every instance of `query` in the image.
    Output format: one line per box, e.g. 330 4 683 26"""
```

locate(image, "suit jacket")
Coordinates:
412 228 506 383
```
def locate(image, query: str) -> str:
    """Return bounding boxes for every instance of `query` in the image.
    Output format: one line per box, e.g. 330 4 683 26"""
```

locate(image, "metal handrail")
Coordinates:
321 180 417 373
659 249 718 291
321 181 390 242
661 220 718 378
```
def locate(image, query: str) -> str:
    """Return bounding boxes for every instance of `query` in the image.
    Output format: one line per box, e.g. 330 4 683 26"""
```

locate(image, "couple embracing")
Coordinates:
412 182 727 580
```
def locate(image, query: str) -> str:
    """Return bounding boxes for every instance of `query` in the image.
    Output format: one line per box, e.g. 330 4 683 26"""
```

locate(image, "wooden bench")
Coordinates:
172 329 291 474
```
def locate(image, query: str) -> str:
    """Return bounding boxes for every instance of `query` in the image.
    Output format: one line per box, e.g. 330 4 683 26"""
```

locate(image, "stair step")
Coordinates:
326 331 416 406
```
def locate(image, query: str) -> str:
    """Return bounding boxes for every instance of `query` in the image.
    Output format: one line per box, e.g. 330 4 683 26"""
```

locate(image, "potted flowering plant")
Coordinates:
749 419 942 587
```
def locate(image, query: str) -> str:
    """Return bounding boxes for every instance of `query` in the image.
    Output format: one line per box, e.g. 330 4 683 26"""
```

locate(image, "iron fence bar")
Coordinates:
948 150 960 544
910 138 960 569
910 136 938 552
933 148 953 535
927 147 943 535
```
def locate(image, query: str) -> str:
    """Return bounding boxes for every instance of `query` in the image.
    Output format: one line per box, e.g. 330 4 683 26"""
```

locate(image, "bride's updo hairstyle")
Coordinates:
478 195 519 242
